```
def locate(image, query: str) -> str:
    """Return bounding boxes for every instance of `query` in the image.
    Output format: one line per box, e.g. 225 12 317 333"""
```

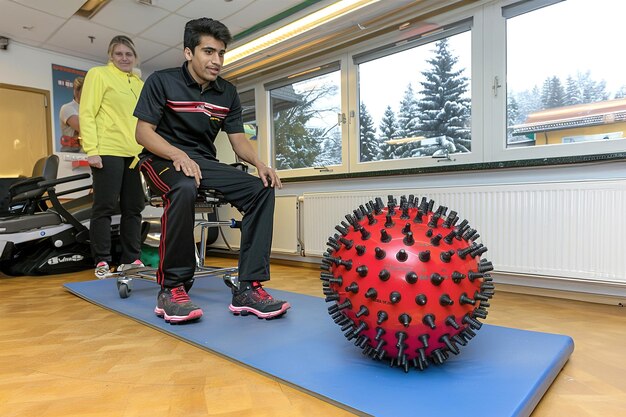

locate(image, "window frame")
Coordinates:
234 0 625 180
488 0 626 162
261 55 351 179
347 15 484 173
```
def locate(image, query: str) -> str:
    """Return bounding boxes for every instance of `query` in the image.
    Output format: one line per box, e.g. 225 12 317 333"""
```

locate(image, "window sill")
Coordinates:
281 152 626 183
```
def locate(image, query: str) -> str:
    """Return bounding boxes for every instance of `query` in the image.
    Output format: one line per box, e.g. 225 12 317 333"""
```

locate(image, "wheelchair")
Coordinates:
0 155 143 276
0 169 98 276
0 154 59 216
111 164 245 299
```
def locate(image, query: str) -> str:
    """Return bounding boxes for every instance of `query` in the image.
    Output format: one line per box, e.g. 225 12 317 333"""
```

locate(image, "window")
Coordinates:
268 64 342 172
240 0 624 179
356 26 472 163
505 0 626 150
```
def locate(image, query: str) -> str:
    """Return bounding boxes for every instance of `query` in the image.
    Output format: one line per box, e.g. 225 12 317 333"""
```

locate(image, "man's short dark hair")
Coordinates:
184 18 233 51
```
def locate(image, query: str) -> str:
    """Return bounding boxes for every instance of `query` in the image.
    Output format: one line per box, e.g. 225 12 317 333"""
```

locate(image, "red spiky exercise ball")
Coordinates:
322 195 494 372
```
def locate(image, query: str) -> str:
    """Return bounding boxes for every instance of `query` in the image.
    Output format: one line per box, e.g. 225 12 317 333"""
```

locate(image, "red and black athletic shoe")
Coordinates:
229 281 291 319
154 286 203 324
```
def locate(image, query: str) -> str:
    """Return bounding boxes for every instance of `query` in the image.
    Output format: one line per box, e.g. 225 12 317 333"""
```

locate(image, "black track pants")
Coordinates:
140 156 275 289
90 155 145 265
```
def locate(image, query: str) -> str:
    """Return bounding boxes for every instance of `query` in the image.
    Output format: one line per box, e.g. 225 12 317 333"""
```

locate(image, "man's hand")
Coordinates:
172 154 202 187
136 120 201 186
257 165 282 189
87 155 103 169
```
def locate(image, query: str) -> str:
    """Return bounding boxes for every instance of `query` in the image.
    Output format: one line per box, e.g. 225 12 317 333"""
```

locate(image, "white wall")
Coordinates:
0 41 101 187
0 42 100 91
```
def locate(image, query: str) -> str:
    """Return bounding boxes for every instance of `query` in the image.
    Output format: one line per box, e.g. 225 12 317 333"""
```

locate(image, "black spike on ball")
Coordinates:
376 310 388 324
396 249 408 262
365 287 378 299
405 271 418 284
399 313 412 327
415 293 428 306
389 291 402 304
378 269 391 281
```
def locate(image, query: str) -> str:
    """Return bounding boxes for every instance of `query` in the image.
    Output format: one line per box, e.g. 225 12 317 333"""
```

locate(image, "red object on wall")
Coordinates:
71 160 89 168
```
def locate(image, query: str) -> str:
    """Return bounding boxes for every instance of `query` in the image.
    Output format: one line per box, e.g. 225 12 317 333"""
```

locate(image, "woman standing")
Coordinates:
80 35 145 278
59 76 84 152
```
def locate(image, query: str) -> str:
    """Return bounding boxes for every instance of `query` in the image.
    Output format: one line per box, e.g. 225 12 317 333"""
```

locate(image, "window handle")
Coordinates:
432 150 455 162
338 113 347 125
492 76 502 97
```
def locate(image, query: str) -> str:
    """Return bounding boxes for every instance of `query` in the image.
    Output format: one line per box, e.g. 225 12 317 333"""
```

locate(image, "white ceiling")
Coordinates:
0 0 339 74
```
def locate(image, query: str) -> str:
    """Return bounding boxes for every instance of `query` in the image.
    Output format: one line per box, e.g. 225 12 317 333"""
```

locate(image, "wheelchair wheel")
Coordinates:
118 282 131 299
223 274 239 291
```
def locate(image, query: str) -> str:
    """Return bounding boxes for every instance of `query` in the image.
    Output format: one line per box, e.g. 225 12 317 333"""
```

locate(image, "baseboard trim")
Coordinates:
494 283 625 306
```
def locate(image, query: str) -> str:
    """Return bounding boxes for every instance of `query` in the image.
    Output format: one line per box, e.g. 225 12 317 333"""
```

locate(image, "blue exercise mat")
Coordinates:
65 277 574 417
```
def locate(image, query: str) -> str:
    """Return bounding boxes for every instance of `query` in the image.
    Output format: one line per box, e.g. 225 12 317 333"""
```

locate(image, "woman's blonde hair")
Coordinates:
73 76 84 93
107 35 138 62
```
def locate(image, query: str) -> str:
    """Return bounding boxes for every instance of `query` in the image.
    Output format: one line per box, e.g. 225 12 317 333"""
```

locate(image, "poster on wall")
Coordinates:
52 64 87 153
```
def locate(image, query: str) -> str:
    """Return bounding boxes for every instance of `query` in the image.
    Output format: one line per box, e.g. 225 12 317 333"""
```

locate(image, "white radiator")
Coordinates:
213 194 300 254
302 180 626 284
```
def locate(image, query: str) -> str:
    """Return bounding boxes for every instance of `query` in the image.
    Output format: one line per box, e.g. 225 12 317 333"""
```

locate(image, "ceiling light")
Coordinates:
224 0 380 66
75 0 111 19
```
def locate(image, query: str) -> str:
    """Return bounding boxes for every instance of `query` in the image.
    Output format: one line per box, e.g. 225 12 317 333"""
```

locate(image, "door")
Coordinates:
0 84 51 177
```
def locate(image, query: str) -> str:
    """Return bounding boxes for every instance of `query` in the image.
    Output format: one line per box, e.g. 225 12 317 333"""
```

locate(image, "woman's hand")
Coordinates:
87 155 103 169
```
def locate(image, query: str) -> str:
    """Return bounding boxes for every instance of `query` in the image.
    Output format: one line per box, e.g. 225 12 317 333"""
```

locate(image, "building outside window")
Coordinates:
505 0 626 149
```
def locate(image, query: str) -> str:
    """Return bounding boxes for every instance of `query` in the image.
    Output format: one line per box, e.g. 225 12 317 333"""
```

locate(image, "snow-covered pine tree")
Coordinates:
541 76 566 109
398 83 421 137
416 38 471 155
395 83 422 158
379 105 401 159
359 102 379 162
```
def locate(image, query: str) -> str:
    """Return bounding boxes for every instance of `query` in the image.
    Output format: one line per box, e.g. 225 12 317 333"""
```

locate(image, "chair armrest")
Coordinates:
37 173 90 189
8 176 44 193
8 176 46 202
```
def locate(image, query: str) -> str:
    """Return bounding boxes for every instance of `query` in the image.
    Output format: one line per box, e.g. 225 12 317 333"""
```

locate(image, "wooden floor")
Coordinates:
1 257 625 417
